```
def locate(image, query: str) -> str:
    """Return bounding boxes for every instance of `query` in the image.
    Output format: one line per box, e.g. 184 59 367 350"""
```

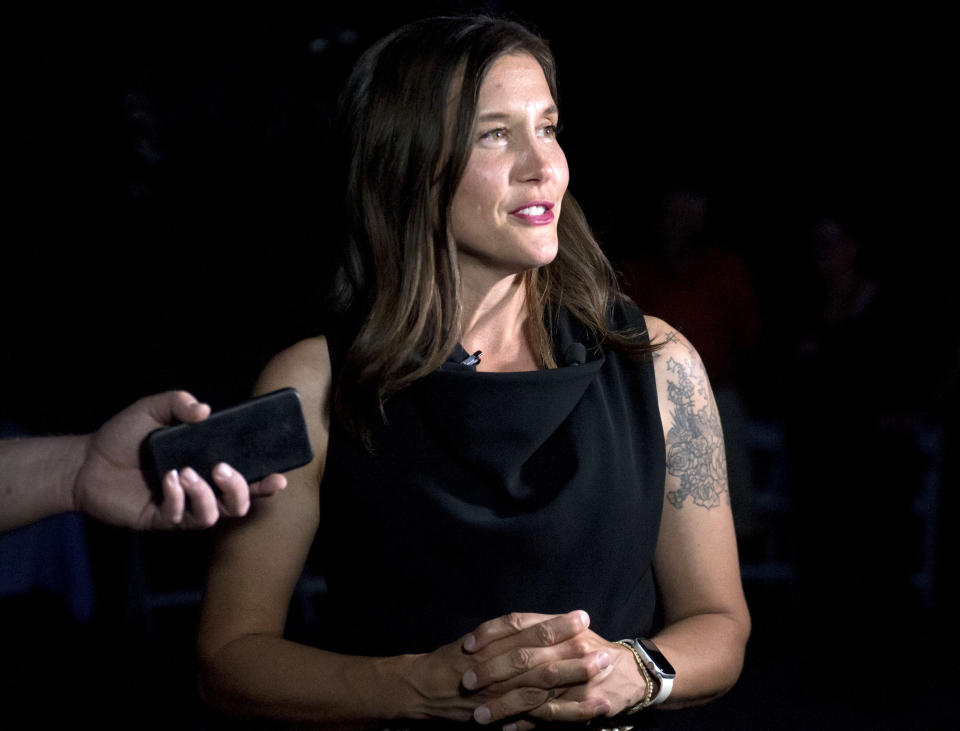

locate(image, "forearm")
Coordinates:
0 434 88 532
651 610 750 709
200 634 422 726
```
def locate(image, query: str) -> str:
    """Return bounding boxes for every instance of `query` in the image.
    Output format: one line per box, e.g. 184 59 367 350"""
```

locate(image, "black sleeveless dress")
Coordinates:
314 302 665 659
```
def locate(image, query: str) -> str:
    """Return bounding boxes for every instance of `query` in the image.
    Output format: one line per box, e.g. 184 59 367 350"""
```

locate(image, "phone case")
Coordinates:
140 387 314 497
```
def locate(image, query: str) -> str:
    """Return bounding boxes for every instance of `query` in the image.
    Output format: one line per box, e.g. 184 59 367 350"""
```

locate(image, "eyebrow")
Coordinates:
476 105 559 123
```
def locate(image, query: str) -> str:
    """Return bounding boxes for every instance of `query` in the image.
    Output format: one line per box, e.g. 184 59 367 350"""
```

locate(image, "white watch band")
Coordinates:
649 673 673 705
630 637 675 705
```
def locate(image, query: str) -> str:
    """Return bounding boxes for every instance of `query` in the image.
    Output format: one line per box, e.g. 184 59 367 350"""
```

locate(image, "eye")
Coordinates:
479 127 508 142
541 123 561 138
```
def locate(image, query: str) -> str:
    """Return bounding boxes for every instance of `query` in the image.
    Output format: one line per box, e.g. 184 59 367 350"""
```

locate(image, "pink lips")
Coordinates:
509 201 555 225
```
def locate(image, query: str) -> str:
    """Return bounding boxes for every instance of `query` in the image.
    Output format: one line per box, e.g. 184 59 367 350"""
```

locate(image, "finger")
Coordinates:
469 611 591 675
211 463 251 517
473 686 556 726
527 696 611 724
464 610 589 654
502 721 536 731
463 613 552 653
139 390 210 426
249 473 288 497
169 390 211 424
465 648 610 692
160 469 186 524
173 391 210 424
179 467 219 528
519 650 611 689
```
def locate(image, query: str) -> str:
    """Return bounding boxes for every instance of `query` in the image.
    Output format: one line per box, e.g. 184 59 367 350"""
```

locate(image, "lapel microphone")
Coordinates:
460 350 482 367
563 342 586 367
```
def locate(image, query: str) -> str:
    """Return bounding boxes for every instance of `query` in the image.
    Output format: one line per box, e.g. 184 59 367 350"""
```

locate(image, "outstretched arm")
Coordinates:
0 390 286 533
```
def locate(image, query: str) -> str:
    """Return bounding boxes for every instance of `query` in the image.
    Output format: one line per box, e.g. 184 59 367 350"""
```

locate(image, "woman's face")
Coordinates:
450 53 569 280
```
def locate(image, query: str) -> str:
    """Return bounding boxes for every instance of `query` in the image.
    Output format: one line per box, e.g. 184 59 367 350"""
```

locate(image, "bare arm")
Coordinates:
196 338 359 721
0 391 285 533
646 316 751 708
198 339 426 725
0 432 87 532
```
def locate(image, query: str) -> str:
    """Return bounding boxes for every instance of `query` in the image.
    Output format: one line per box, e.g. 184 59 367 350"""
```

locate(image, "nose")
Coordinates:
514 134 559 184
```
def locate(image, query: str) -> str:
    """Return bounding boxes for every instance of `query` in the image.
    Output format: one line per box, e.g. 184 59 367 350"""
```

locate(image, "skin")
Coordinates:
0 390 287 533
454 54 568 373
451 53 568 285
197 52 749 728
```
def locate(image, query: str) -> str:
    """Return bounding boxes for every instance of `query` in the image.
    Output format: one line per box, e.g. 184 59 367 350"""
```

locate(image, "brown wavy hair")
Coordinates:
328 16 653 443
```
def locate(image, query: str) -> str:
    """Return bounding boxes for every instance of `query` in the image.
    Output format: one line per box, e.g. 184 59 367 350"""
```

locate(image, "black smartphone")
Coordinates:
140 387 314 498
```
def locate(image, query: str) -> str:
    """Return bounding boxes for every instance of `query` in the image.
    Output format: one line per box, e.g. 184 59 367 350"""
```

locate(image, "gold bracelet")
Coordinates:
616 639 653 712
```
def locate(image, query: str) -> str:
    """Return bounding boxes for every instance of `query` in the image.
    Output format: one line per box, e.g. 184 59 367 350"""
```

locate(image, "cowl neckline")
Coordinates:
317 300 664 656
412 309 605 505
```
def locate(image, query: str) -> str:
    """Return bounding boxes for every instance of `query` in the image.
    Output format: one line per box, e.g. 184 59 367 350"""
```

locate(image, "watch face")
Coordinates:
638 638 677 677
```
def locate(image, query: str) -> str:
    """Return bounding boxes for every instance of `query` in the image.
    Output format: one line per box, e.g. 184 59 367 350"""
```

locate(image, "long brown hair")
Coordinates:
329 16 653 442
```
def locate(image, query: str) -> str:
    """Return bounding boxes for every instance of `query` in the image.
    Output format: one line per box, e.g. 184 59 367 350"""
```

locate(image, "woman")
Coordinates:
198 15 749 729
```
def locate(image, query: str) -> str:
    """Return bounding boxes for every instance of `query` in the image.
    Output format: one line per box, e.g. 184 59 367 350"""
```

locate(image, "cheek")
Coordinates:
451 174 494 242
555 148 570 194
456 166 506 215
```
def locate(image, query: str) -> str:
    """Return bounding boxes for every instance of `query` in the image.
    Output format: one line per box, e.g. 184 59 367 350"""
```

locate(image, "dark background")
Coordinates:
2 2 956 728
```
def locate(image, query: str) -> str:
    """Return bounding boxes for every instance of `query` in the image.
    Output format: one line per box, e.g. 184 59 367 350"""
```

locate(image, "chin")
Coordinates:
528 239 559 269
532 251 558 270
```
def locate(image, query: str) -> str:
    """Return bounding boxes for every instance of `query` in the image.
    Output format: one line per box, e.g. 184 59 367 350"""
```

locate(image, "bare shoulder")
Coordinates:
644 316 728 511
253 336 332 466
643 316 701 371
254 336 331 399
644 315 710 398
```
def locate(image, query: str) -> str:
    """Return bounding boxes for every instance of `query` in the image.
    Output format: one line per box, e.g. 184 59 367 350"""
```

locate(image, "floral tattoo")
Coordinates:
662 339 728 510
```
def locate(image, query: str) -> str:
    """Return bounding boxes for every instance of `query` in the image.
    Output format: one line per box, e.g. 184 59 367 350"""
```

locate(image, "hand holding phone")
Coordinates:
140 388 314 498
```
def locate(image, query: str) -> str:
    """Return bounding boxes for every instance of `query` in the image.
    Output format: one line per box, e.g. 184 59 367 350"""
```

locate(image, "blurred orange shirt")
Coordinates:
620 247 760 386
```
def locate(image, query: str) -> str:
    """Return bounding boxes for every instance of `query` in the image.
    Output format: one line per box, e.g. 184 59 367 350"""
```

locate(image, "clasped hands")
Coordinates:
408 610 646 729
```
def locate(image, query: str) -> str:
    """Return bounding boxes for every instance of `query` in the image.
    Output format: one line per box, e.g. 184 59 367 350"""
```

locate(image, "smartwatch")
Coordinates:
625 637 676 705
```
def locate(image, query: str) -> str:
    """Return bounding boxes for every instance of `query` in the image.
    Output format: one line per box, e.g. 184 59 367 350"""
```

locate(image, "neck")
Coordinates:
459 267 538 372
